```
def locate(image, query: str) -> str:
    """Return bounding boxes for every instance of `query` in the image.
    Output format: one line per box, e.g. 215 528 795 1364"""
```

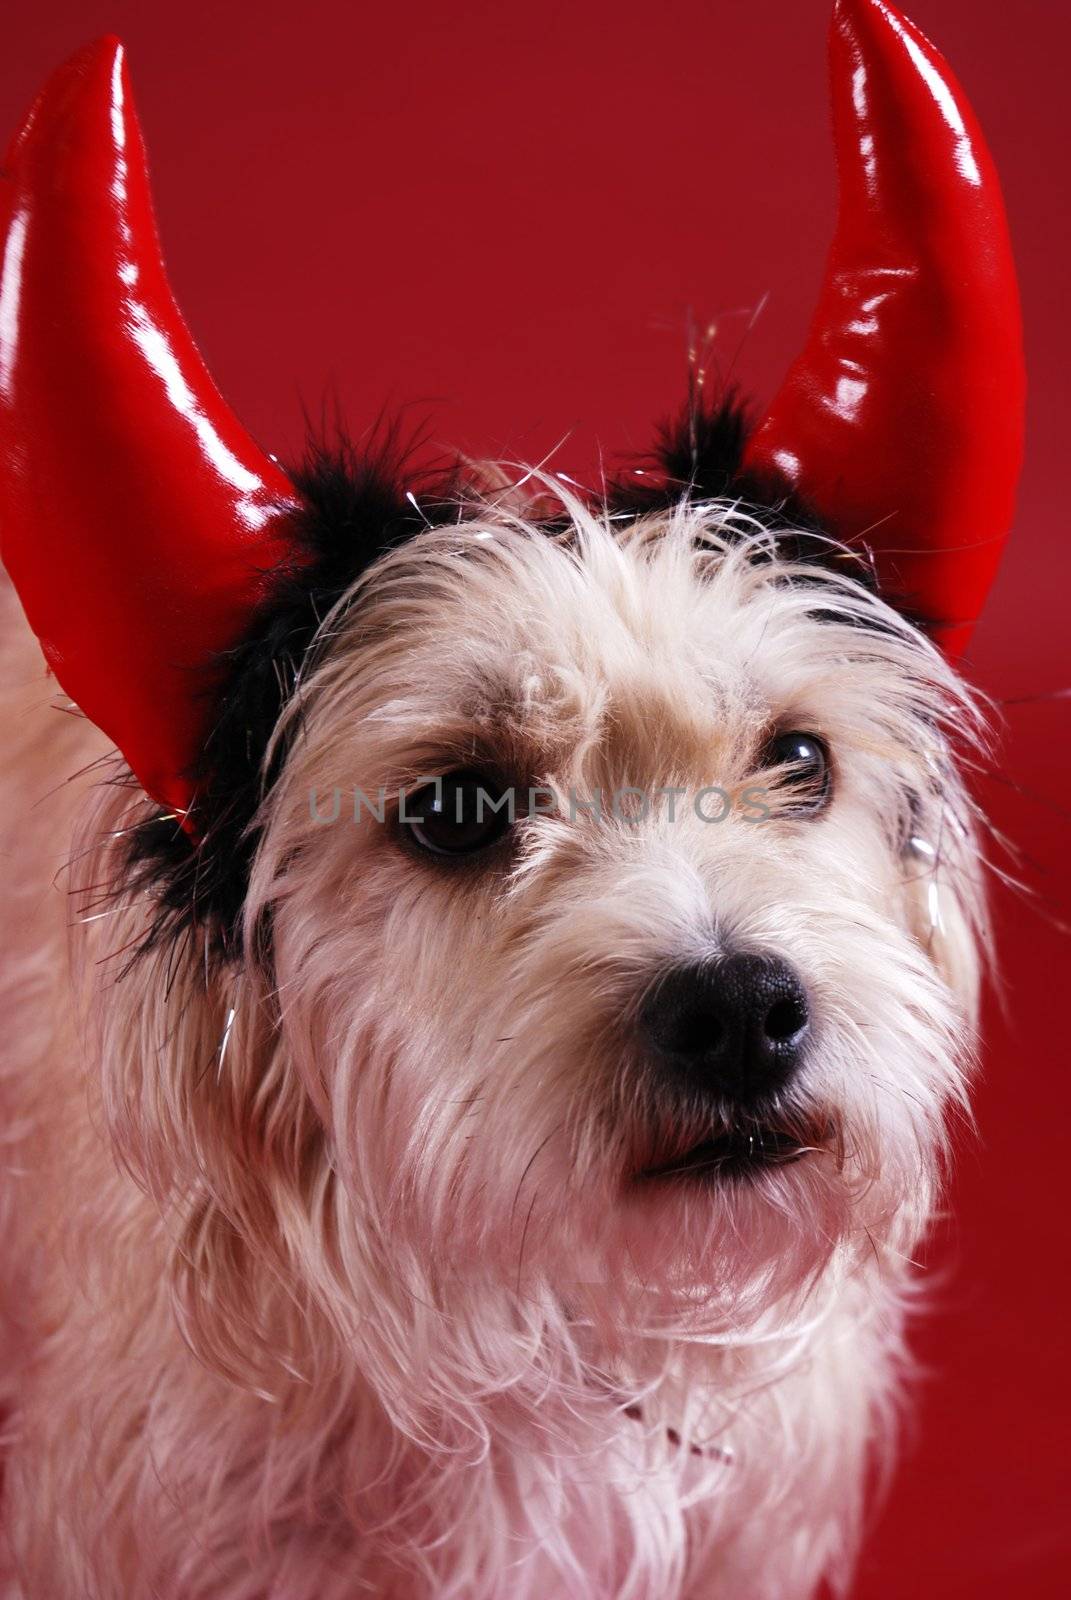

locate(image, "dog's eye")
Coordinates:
758 731 832 814
402 770 514 857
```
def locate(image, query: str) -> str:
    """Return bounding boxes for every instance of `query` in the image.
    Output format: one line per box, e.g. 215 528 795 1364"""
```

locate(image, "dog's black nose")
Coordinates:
640 954 810 1104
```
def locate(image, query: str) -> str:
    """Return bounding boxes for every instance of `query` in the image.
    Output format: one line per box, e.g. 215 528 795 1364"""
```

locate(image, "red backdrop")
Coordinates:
2 1 1067 1593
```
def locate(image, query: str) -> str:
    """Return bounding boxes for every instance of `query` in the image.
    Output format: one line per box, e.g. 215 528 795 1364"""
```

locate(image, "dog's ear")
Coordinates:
80 833 334 1388
742 0 1024 659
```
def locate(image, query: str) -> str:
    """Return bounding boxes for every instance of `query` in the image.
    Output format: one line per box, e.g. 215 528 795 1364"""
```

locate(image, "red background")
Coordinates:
2 1 1067 1593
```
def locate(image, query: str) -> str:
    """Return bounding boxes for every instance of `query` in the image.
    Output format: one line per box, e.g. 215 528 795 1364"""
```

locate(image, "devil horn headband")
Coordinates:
0 0 1025 832
0 37 304 826
744 0 1025 658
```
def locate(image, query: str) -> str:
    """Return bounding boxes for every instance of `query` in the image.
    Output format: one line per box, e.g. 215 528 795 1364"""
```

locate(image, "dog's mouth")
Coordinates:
636 1114 835 1184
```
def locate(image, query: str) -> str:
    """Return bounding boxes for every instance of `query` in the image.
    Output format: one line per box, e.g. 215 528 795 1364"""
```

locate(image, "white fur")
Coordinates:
0 491 988 1598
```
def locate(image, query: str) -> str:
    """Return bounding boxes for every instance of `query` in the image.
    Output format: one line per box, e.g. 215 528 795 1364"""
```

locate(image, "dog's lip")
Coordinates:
635 1116 834 1183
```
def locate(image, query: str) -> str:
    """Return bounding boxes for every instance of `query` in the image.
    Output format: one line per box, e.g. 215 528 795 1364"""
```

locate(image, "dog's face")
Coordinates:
242 496 983 1342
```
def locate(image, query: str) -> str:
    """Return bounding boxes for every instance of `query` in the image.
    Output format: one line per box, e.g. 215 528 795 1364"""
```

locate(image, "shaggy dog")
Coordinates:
0 3 1022 1597
0 474 986 1598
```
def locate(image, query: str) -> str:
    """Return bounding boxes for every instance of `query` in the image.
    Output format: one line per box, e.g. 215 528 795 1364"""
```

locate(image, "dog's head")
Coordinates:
237 484 984 1327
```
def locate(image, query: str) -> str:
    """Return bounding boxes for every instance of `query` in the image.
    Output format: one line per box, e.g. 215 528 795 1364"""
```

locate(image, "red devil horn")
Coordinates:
0 38 304 824
743 0 1025 657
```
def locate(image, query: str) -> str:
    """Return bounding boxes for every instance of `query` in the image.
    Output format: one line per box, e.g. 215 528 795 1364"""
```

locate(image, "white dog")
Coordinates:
0 3 1024 1597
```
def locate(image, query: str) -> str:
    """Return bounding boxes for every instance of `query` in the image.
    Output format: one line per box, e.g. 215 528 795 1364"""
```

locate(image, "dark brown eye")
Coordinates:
402 770 514 857
758 731 832 815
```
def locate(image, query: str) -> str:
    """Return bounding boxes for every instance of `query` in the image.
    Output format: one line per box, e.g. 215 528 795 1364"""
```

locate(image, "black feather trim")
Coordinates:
121 424 462 964
606 390 850 562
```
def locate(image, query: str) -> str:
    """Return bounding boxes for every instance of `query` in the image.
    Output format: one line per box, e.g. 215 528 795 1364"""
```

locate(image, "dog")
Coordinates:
0 2 1024 1597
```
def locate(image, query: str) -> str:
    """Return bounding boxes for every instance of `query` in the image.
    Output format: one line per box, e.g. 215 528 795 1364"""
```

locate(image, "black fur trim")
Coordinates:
121 424 463 963
607 390 755 514
606 390 861 566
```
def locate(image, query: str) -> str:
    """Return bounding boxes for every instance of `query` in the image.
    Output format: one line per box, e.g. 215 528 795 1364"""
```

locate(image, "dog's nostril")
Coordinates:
763 996 808 1043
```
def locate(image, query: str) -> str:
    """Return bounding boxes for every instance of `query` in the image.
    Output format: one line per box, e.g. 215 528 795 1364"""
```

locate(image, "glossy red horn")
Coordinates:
743 0 1025 658
0 38 304 824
